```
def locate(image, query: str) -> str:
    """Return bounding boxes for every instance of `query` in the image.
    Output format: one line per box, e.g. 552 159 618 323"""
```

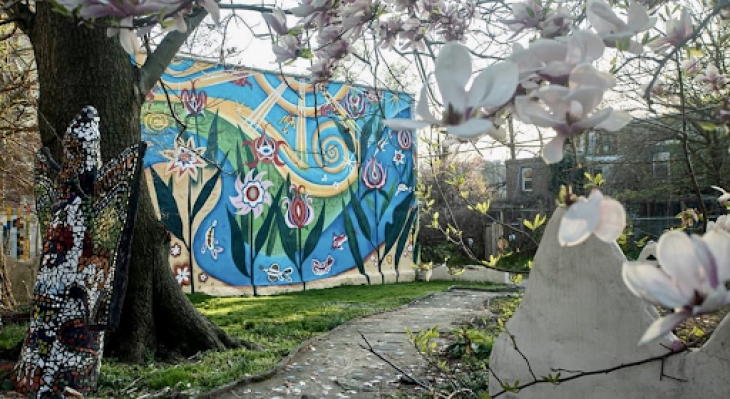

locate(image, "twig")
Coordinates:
357 331 431 390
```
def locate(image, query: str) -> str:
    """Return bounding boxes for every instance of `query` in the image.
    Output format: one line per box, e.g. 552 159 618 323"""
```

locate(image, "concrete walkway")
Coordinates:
208 288 503 399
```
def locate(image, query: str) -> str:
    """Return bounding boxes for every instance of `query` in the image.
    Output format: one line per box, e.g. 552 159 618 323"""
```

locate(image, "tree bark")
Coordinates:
28 3 241 363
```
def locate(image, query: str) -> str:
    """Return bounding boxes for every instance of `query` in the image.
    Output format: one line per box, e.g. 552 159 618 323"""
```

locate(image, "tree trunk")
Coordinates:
28 3 241 363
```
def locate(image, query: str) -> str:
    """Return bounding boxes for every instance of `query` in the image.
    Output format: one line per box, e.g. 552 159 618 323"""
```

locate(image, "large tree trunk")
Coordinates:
28 3 241 362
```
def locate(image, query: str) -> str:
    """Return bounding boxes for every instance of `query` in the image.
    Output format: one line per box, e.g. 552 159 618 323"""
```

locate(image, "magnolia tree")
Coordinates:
3 0 730 377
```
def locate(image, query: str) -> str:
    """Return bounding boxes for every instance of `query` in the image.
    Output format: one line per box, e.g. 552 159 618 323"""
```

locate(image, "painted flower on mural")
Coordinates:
228 71 253 88
343 93 368 118
230 170 274 218
558 189 626 247
622 230 730 344
396 130 413 150
243 127 287 167
282 184 315 229
174 264 191 286
161 137 206 182
362 158 387 189
170 243 182 257
199 273 208 283
181 81 207 118
393 150 406 165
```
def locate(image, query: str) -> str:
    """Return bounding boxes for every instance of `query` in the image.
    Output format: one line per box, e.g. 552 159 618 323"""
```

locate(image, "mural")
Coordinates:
140 57 417 296
16 106 145 396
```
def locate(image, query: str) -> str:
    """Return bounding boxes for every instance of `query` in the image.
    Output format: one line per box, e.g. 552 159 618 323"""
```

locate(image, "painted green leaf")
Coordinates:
191 169 222 220
255 183 285 254
343 202 369 284
303 203 326 261
334 121 356 153
226 211 249 277
384 192 415 258
348 184 371 242
150 168 183 240
394 209 417 269
235 139 245 174
276 208 298 265
204 111 220 161
359 113 378 162
265 219 279 256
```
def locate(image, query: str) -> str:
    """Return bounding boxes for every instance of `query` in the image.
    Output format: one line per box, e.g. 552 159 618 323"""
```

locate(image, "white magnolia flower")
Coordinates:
515 64 631 163
385 42 518 141
107 17 140 54
647 8 693 53
694 65 727 93
712 185 730 205
587 0 655 54
558 189 626 247
508 30 605 85
622 230 730 344
708 215 730 233
681 56 701 74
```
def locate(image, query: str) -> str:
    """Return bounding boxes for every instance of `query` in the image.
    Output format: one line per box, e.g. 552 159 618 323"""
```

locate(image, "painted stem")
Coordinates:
187 174 195 293
249 212 257 296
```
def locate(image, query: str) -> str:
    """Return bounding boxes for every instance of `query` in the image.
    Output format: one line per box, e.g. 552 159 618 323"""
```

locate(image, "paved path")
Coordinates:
211 288 503 399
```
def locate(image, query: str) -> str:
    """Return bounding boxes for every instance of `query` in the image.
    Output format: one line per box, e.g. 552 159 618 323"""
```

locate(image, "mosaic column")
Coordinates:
14 106 146 398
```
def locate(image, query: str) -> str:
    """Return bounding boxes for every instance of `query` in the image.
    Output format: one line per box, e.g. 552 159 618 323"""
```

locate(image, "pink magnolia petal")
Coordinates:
446 118 495 140
558 191 603 247
435 42 471 113
593 198 626 243
639 312 689 345
702 230 730 287
467 61 519 109
573 108 613 130
199 0 220 24
690 235 718 289
569 63 615 90
515 96 563 127
541 134 567 164
627 1 657 32
596 110 632 131
416 87 441 124
622 262 688 308
637 242 657 262
657 231 705 297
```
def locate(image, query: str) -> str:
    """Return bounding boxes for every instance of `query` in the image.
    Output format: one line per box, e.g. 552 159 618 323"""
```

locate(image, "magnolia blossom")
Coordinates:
501 0 542 35
558 189 626 247
385 42 518 141
262 8 290 36
587 0 655 54
515 64 631 163
539 6 573 38
712 185 730 205
509 30 605 86
681 56 701 74
708 215 730 233
622 230 730 344
106 17 141 54
647 8 693 53
694 65 727 93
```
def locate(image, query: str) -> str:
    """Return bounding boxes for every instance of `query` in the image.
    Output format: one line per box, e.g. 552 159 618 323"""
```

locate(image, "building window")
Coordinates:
521 167 533 192
653 152 670 180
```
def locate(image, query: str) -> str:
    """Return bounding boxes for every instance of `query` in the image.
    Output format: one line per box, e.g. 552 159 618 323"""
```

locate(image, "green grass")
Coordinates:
1 281 497 397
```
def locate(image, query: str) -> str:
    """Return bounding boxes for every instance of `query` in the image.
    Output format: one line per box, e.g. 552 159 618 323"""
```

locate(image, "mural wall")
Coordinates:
140 57 417 295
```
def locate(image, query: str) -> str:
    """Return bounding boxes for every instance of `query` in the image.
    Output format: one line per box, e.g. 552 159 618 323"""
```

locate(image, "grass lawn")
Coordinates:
1 281 497 397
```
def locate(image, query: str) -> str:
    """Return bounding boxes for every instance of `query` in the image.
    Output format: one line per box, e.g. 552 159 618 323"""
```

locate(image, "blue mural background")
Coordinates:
140 57 417 295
